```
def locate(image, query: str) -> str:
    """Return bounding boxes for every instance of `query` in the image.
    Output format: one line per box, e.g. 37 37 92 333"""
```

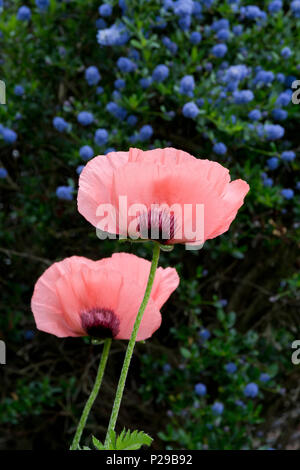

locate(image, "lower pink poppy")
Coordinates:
31 253 179 341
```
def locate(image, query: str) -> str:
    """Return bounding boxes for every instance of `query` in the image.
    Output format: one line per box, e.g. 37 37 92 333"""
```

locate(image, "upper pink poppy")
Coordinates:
77 147 250 246
31 253 179 341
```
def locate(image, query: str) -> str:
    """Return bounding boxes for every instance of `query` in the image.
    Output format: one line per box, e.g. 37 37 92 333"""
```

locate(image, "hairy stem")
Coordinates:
104 243 161 447
70 338 112 450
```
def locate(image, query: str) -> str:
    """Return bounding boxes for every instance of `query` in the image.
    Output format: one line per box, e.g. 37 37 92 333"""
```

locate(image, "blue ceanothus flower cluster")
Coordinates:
2 0 297 202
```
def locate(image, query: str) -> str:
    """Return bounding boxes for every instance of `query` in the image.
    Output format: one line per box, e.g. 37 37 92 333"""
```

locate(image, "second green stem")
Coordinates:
70 338 112 450
104 243 161 447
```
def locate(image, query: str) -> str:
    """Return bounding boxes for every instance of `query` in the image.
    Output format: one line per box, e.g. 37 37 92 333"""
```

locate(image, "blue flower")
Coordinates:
128 48 140 61
217 29 230 41
254 70 274 86
182 102 199 119
225 362 237 374
162 36 178 54
119 0 127 14
127 115 138 126
117 57 136 73
190 31 202 44
77 111 94 126
276 91 292 107
224 64 248 82
244 382 259 398
76 165 85 175
240 5 266 20
264 124 285 140
163 363 172 373
179 75 195 97
173 0 194 16
2 128 17 143
35 0 50 11
268 0 282 13
178 15 191 31
233 24 243 36
53 117 69 133
192 1 202 18
286 75 297 87
97 22 130 46
139 125 153 141
104 147 116 154
276 73 285 83
213 142 227 155
248 109 261 121
96 86 104 95
199 329 211 341
139 77 152 89
14 85 25 96
219 297 228 306
0 167 8 178
56 186 73 201
152 64 169 83
233 90 254 104
163 0 174 10
114 78 126 90
85 66 101 86
272 109 288 121
204 62 213 72
96 18 107 30
106 102 127 120
212 402 224 415
94 128 108 146
24 330 35 340
291 0 300 18
267 157 279 170
99 3 112 17
281 46 292 59
263 177 273 187
112 90 121 101
235 399 246 408
195 383 207 396
79 145 94 161
260 373 270 383
281 151 295 162
203 0 214 7
155 16 167 30
281 188 294 199
211 19 229 32
211 44 227 58
17 6 31 21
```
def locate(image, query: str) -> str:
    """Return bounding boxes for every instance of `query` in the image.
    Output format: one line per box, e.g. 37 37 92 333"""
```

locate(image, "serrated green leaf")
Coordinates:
113 428 153 450
92 435 105 450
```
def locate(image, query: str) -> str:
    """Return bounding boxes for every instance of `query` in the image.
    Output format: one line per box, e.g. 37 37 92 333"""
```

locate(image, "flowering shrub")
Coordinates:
140 296 293 450
0 0 299 450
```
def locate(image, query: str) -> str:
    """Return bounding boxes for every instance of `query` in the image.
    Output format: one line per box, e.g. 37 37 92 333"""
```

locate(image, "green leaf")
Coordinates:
92 435 105 450
227 311 236 328
217 309 225 323
105 428 153 450
180 347 191 359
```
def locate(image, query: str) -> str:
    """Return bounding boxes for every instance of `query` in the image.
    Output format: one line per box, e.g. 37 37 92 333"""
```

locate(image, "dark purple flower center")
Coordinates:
137 208 175 244
81 308 120 339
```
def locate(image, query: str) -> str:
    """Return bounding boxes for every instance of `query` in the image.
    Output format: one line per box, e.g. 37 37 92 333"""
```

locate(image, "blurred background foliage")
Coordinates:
0 0 300 450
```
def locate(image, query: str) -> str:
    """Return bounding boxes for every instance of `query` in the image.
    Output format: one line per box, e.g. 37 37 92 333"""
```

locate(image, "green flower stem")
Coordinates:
104 243 161 448
70 338 112 450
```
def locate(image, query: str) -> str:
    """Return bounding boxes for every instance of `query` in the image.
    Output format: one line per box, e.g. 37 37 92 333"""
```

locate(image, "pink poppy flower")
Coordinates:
31 253 179 341
77 147 249 246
